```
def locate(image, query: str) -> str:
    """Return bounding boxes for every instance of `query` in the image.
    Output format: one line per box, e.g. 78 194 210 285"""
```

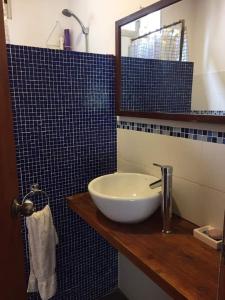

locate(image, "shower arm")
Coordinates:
62 9 89 52
70 13 89 53
70 13 89 35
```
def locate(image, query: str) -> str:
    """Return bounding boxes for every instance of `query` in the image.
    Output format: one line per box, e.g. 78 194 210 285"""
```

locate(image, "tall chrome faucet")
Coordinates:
150 163 173 234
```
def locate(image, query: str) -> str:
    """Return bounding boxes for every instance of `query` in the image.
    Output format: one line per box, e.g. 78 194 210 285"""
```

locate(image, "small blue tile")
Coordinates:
208 131 213 137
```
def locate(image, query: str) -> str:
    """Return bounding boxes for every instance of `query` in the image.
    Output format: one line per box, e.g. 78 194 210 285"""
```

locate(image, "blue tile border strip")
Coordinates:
117 120 225 144
191 111 225 116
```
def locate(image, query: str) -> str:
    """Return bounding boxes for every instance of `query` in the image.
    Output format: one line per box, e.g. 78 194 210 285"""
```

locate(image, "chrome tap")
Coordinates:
150 163 173 234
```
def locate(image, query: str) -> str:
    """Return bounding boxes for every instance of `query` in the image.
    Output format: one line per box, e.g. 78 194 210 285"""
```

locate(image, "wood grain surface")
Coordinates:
67 193 220 300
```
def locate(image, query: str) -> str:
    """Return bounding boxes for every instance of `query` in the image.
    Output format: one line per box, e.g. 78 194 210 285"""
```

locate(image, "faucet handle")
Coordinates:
153 163 163 168
153 163 173 174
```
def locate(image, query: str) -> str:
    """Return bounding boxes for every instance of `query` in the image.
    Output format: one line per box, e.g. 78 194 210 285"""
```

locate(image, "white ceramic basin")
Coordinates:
88 173 161 223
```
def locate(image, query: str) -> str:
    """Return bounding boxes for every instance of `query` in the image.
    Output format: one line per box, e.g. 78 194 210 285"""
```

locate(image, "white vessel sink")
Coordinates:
88 173 161 223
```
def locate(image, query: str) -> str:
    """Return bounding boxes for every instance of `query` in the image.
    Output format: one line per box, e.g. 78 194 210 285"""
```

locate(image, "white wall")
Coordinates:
162 0 225 111
118 116 225 230
190 0 225 110
69 0 157 54
5 0 73 49
117 115 225 299
5 0 156 53
191 0 225 75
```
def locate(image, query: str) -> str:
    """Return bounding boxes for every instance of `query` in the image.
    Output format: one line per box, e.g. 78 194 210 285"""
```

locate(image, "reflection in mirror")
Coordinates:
120 0 225 116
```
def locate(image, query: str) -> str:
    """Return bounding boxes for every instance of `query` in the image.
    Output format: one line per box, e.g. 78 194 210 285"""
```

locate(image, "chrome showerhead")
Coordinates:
62 8 87 33
62 8 89 52
62 9 73 17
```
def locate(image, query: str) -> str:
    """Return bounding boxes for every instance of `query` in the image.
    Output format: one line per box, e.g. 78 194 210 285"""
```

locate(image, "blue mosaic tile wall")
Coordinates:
121 57 193 113
7 44 117 300
117 120 225 144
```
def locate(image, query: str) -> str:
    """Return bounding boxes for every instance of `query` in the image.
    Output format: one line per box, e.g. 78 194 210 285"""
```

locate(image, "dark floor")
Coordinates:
100 289 128 300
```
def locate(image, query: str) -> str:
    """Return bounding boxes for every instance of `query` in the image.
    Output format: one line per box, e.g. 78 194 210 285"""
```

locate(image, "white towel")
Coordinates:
26 205 59 300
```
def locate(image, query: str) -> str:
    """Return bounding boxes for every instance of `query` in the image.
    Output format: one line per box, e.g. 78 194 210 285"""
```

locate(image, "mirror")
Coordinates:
116 0 225 122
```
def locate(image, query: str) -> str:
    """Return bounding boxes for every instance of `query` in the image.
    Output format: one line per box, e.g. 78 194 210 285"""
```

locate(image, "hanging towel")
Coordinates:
26 205 59 300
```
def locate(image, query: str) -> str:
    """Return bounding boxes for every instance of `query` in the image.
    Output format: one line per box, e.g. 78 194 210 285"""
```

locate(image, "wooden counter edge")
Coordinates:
66 193 218 300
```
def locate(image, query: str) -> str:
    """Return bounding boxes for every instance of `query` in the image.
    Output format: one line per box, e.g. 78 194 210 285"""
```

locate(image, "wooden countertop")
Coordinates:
67 193 220 300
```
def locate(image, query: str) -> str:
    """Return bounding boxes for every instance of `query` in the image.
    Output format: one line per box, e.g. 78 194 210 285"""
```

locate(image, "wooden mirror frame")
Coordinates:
115 0 225 124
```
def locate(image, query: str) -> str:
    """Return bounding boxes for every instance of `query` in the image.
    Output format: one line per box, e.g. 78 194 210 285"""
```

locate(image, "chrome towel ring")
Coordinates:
11 184 50 217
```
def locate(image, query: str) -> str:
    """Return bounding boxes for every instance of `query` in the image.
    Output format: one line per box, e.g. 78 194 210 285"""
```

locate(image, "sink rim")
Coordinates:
88 172 161 202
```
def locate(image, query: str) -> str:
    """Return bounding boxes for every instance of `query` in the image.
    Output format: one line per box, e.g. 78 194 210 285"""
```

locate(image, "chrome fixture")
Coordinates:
150 163 173 234
11 198 35 217
62 9 89 53
11 184 50 217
